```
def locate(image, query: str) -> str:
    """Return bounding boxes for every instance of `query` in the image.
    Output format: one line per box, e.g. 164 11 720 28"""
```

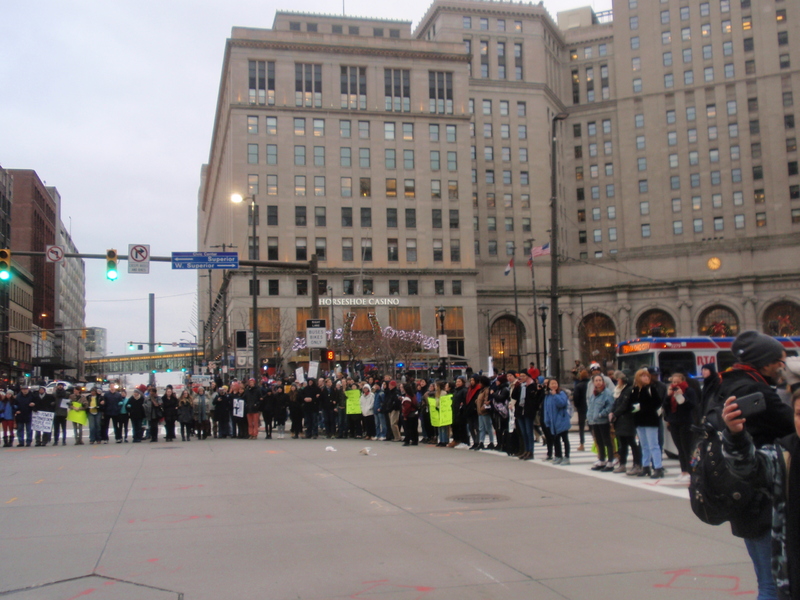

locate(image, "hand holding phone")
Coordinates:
733 391 766 419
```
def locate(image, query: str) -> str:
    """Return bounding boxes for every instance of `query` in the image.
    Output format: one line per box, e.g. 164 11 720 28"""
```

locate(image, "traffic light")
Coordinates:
128 342 136 351
325 349 335 362
81 328 87 339
0 249 11 281
106 249 119 280
41 330 48 341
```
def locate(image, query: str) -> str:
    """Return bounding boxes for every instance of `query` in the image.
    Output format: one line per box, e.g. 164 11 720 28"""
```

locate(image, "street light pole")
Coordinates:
436 306 447 379
538 304 549 377
550 112 569 381
231 194 259 381
525 238 540 373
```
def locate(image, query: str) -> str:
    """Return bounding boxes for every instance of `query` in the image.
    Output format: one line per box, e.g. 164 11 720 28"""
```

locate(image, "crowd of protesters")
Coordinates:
0 361 704 481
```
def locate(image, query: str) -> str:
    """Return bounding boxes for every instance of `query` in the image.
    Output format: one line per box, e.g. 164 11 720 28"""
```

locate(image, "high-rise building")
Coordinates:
199 0 799 378
55 217 86 379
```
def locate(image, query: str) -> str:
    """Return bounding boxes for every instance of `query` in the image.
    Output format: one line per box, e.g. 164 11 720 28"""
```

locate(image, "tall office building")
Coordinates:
199 0 799 376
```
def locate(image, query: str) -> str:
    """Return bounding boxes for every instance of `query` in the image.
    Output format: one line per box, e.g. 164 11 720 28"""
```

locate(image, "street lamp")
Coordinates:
550 111 569 381
231 193 259 380
436 306 447 379
538 304 549 377
500 338 506 372
182 330 197 376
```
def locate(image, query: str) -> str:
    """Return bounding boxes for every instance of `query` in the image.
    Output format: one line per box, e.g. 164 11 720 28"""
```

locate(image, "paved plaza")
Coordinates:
0 432 757 600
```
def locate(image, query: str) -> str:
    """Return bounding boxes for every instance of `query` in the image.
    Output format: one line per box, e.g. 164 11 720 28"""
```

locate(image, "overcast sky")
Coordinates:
0 0 611 359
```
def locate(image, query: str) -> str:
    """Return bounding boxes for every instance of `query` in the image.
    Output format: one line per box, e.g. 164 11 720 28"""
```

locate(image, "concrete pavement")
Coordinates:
0 432 757 599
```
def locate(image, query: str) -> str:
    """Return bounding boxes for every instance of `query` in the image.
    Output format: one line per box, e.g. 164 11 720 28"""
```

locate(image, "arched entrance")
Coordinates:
762 300 800 337
697 305 739 337
636 309 676 338
490 316 524 372
579 312 617 368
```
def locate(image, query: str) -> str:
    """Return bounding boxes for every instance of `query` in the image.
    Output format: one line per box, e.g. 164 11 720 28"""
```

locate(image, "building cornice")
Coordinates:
229 38 469 63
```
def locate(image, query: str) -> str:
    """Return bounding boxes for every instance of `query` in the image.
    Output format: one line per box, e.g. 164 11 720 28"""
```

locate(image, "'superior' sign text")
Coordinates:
171 252 239 270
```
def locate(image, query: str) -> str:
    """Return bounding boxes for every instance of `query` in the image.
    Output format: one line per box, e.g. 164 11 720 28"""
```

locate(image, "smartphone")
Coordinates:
735 391 766 419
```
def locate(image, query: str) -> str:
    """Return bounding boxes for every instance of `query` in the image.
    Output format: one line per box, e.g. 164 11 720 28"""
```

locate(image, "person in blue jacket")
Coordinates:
1 389 16 446
543 378 572 465
587 374 616 471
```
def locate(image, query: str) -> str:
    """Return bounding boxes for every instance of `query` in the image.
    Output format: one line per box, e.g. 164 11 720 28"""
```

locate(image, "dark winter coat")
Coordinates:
610 383 637 437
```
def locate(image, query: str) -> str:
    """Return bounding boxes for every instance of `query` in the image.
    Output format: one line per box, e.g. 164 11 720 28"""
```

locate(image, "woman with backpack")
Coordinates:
608 371 642 475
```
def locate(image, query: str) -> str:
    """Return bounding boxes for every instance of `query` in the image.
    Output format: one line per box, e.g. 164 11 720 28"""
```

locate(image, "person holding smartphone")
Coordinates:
714 331 794 600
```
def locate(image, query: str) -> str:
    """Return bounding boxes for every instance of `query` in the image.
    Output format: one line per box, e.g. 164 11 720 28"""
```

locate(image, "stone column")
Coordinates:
677 287 693 336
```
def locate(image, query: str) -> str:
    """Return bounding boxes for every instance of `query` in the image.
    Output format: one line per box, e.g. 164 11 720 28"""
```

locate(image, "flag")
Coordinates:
531 243 550 258
504 258 514 276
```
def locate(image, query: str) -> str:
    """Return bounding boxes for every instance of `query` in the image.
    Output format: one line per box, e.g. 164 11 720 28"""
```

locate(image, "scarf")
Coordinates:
466 384 480 405
731 363 769 386
670 380 688 413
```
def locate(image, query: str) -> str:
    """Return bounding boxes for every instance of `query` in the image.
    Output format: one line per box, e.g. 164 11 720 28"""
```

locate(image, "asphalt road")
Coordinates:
0 431 756 600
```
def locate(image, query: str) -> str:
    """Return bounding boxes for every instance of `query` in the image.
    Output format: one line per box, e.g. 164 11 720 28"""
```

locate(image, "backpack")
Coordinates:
688 413 763 526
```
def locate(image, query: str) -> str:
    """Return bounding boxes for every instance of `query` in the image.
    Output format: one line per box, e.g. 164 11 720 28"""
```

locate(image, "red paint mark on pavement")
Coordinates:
64 589 97 599
264 449 284 454
655 569 755 595
351 579 435 600
128 514 214 524
147 558 160 563
140 484 205 491
103 581 116 586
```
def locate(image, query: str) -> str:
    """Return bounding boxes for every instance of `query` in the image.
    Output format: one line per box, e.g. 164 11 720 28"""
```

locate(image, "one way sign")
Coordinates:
128 244 150 274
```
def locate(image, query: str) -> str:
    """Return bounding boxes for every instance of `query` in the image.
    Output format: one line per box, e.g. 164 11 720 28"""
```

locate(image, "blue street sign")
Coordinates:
171 252 239 270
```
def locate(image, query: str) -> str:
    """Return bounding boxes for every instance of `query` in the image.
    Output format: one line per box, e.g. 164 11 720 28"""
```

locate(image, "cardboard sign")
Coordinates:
346 389 361 415
32 411 55 433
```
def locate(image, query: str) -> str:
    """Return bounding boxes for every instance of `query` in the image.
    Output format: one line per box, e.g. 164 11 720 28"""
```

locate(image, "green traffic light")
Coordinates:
0 271 9 281
107 268 118 281
128 343 136 350
166 368 172 372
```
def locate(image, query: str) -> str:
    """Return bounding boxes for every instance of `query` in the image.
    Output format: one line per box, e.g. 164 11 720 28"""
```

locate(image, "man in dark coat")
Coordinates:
33 386 56 446
14 385 35 446
300 379 321 438
715 330 793 600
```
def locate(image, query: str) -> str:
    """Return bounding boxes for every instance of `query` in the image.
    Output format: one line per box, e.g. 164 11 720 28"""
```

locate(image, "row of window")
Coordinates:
578 185 800 206
479 216 531 232
462 16 522 32
464 39 524 80
473 240 535 258
263 236 462 263
248 61 454 114
285 279 463 298
250 145 463 171
246 174 460 200
284 206 463 230
287 21 401 38
248 117 460 142
470 123 528 139
476 146 529 162
470 99 527 117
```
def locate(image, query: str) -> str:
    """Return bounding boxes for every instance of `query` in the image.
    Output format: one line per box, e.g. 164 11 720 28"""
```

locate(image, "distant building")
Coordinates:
84 327 107 359
54 215 86 379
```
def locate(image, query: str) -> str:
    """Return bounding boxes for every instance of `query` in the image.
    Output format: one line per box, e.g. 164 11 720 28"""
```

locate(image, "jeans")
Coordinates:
744 529 778 600
88 412 102 443
337 408 348 438
591 423 614 462
303 404 318 437
554 430 570 458
53 415 68 443
637 426 662 469
519 415 535 453
438 425 449 445
16 420 32 445
478 414 495 446
374 412 386 439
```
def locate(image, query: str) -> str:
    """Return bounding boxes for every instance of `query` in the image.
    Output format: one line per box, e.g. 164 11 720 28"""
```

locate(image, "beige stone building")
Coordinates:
198 0 800 379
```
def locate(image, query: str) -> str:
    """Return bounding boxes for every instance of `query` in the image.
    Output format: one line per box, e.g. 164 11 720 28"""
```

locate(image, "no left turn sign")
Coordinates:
45 245 64 263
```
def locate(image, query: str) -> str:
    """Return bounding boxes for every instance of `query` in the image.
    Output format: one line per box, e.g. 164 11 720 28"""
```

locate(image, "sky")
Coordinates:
0 0 611 359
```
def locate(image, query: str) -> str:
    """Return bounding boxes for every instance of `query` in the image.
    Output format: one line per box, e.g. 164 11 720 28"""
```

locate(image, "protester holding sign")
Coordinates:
345 387 361 438
67 392 88 445
360 384 375 440
33 386 56 446
85 387 104 445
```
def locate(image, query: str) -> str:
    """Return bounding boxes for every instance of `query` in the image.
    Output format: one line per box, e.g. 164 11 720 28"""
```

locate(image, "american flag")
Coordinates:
531 243 550 258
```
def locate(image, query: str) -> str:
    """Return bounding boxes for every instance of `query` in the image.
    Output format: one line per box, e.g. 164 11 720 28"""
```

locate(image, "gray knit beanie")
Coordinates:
731 330 785 368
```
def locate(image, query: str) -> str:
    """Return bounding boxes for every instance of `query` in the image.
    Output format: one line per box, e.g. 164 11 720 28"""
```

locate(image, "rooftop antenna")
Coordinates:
343 0 345 16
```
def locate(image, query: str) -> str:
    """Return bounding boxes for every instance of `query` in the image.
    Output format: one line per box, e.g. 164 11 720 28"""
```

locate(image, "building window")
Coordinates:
248 60 275 105
341 66 367 110
384 68 410 112
296 63 322 107
429 71 453 114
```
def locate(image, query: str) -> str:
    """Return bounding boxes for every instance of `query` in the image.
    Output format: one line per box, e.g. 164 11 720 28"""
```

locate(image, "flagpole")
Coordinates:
512 253 521 372
530 251 540 373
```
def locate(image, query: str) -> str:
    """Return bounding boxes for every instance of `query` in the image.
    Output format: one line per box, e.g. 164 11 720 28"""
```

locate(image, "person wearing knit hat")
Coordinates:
716 330 794 599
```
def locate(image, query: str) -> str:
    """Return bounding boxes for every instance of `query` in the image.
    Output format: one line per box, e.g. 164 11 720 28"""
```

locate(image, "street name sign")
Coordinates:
171 252 239 270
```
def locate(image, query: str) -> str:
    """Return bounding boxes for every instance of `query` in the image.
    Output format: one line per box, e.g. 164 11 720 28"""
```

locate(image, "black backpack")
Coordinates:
688 412 763 526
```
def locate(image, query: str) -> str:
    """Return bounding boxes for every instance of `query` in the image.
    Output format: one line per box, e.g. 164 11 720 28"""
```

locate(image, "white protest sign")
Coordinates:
32 411 55 433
